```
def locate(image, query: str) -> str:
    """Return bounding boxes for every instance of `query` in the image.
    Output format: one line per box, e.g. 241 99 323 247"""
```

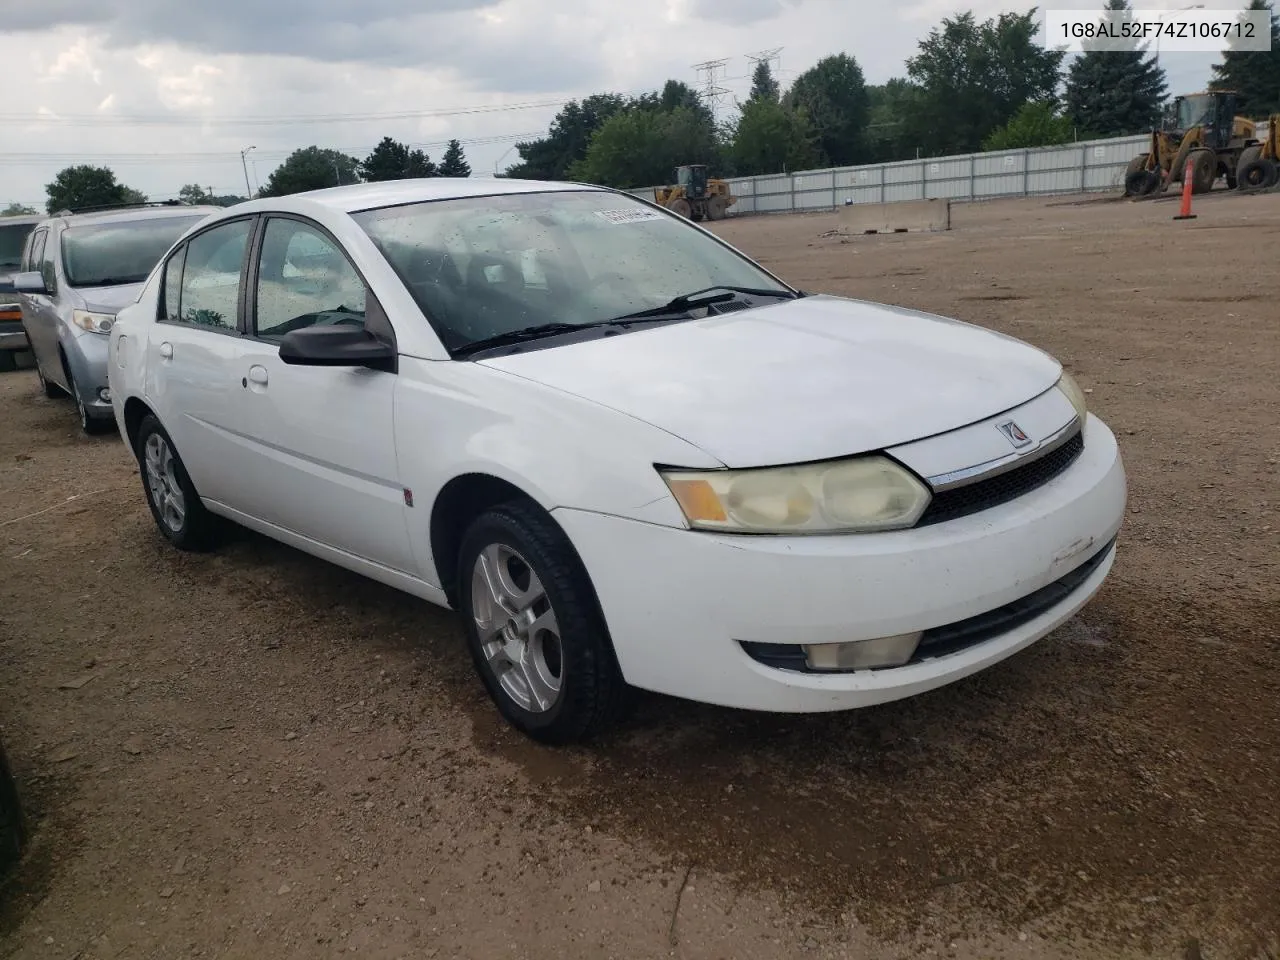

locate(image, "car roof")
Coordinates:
234 177 608 217
0 214 46 227
54 204 222 227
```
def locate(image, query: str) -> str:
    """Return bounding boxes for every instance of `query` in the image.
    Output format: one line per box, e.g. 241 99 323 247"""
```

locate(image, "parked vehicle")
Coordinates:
14 203 220 432
0 214 44 372
107 179 1127 744
0 736 23 873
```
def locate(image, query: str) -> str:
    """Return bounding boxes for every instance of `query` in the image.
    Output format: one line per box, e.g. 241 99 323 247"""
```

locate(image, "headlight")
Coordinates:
72 310 115 334
660 456 932 534
1057 370 1087 423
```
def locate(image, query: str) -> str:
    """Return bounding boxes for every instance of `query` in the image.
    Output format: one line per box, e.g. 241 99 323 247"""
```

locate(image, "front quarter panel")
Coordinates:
394 356 722 588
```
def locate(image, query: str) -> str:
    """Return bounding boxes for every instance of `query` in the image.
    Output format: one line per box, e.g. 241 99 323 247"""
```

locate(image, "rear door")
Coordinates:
146 216 256 506
17 229 60 376
225 214 415 573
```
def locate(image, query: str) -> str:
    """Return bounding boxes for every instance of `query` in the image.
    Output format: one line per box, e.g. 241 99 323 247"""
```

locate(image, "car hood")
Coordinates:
478 294 1062 468
76 283 145 314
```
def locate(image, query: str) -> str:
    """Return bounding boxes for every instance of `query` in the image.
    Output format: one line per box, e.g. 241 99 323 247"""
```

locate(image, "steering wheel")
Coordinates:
585 271 637 293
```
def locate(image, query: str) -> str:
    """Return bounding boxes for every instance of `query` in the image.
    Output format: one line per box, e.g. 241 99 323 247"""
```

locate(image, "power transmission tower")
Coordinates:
746 48 783 77
692 58 731 120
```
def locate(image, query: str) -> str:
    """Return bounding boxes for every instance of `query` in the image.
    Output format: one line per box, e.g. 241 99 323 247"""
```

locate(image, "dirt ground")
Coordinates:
1 190 1277 960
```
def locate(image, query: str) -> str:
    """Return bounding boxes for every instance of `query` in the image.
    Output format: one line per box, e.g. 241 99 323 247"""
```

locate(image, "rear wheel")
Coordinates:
135 414 220 551
706 196 729 220
1122 154 1151 196
1236 145 1262 188
0 350 15 374
1189 148 1217 194
1124 169 1160 197
457 500 632 744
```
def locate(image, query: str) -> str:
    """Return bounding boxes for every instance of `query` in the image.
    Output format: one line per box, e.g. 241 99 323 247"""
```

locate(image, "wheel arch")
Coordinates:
121 395 156 455
429 472 556 607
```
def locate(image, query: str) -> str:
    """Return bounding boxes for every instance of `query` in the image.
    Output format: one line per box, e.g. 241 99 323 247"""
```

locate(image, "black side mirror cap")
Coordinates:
278 325 396 372
12 271 47 295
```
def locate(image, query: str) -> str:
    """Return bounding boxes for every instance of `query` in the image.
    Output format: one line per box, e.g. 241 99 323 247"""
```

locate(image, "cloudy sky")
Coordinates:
0 0 1221 209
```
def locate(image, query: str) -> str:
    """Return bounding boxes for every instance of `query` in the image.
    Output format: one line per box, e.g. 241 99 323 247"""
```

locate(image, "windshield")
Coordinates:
351 190 790 352
1176 95 1214 130
0 222 35 269
61 215 207 287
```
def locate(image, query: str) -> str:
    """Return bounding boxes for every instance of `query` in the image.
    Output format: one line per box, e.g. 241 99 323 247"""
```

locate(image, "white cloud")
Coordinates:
0 0 1215 211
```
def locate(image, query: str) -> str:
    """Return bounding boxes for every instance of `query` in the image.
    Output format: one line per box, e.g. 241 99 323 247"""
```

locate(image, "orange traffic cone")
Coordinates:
1173 158 1197 221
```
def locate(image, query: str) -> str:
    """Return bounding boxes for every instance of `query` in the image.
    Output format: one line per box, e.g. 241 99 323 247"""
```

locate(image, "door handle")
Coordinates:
247 365 268 386
159 341 173 360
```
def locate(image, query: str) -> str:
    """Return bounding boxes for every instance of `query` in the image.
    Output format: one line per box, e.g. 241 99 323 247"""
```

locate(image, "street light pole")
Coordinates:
1155 4 1204 61
240 146 257 198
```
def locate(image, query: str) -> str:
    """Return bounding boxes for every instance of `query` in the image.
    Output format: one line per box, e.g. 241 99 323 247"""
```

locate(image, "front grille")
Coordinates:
915 429 1084 527
739 536 1115 674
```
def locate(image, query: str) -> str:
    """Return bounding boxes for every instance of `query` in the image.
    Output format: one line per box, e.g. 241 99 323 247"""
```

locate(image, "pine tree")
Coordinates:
748 60 780 103
438 139 472 178
1210 0 1280 117
1064 0 1168 137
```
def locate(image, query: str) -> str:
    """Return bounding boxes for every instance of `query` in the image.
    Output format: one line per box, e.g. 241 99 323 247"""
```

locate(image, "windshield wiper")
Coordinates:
454 320 633 357
610 285 800 322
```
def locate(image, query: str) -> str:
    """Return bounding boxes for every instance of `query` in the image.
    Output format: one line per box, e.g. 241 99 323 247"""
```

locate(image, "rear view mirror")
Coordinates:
278 325 396 372
12 272 47 295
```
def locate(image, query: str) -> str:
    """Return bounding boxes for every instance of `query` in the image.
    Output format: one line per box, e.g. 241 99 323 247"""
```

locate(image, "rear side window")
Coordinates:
165 219 252 331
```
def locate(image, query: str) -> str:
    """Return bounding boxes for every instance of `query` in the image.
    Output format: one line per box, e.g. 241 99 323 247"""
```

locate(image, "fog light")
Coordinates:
97 387 112 403
803 632 923 671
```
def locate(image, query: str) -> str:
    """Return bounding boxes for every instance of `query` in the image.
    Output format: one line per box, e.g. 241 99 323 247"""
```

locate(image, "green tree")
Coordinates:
2 203 37 216
729 99 821 175
257 147 360 197
983 101 1076 149
360 136 437 181
569 106 720 188
506 94 630 180
437 139 471 177
1210 0 1280 117
785 53 871 166
1063 0 1167 137
178 184 213 204
865 79 925 161
905 9 1066 156
45 165 148 214
749 60 781 103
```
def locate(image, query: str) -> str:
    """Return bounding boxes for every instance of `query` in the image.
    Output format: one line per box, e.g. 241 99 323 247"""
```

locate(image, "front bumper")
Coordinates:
553 413 1126 713
63 330 113 419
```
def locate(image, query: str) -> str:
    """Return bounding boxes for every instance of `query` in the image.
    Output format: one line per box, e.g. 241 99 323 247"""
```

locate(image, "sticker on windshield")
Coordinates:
594 208 664 224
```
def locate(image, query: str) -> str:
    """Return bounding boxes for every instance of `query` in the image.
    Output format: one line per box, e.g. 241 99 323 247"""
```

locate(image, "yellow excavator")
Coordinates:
1124 91 1279 196
654 165 737 221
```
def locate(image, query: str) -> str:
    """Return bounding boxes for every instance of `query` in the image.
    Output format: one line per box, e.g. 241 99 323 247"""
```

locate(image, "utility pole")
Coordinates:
333 161 342 186
240 146 256 198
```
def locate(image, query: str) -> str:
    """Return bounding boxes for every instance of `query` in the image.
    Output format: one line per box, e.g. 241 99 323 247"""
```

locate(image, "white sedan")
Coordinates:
108 179 1126 743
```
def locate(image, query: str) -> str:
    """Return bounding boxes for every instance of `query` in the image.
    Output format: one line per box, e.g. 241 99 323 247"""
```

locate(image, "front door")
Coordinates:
18 229 60 379
228 215 415 574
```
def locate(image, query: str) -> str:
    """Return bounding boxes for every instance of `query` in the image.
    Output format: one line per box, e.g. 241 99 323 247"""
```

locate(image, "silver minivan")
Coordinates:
15 203 219 432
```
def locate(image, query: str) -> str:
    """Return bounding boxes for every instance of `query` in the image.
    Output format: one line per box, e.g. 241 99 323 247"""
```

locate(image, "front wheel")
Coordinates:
457 500 631 744
66 364 110 435
134 414 220 551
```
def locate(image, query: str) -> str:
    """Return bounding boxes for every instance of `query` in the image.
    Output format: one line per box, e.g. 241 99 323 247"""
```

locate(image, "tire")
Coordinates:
1189 148 1217 194
0 739 24 874
707 196 729 220
1236 145 1262 188
1238 157 1279 190
134 413 220 551
0 350 15 374
36 362 62 398
456 499 632 744
1122 154 1150 196
64 363 111 435
669 197 692 219
1124 169 1160 197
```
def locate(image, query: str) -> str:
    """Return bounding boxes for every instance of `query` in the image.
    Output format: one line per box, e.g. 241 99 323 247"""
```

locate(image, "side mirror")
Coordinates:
12 272 47 295
278 325 396 372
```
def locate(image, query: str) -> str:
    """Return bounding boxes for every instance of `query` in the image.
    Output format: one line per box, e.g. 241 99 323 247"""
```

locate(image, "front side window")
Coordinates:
254 218 367 339
25 230 47 275
351 190 788 352
176 219 252 330
60 214 206 288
